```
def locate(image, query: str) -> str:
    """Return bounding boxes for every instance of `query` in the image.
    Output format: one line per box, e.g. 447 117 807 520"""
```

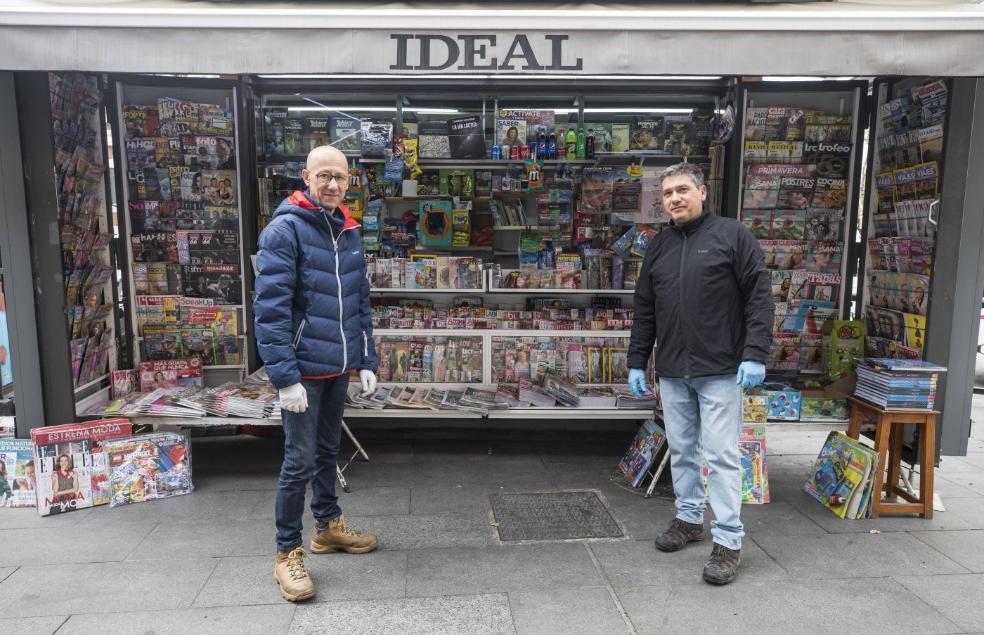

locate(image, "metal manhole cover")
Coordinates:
490 491 623 541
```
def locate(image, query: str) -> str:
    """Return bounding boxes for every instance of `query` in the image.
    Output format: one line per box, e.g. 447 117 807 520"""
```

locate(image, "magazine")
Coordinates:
176 229 240 265
740 425 770 504
31 418 133 516
330 117 361 153
104 432 193 507
180 264 242 304
804 431 877 519
138 358 204 392
0 439 36 508
616 419 667 488
448 115 485 159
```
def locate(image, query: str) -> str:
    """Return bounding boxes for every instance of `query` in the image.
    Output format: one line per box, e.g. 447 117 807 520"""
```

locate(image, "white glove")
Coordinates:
279 383 308 413
359 369 378 397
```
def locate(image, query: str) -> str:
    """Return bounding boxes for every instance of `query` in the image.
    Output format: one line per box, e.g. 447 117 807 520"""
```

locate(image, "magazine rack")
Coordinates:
846 396 937 518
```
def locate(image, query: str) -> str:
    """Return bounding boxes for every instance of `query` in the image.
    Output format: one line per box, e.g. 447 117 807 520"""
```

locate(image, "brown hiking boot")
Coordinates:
310 514 379 554
274 547 315 602
654 518 705 552
703 543 741 585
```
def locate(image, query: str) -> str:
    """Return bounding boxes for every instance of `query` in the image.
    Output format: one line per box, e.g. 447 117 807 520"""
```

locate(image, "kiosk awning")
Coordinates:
2 1 984 76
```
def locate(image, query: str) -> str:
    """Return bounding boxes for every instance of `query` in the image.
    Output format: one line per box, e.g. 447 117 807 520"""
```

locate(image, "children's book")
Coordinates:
804 431 877 519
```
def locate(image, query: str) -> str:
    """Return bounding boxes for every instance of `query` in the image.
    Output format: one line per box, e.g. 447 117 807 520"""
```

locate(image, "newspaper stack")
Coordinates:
131 388 207 417
182 382 279 418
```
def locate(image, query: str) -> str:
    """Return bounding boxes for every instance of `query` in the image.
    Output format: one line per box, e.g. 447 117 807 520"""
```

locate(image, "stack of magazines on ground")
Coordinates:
346 373 661 414
854 357 947 410
804 431 878 519
0 419 193 515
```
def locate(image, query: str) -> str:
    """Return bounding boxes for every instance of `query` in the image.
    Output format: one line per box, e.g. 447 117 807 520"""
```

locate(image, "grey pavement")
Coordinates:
1 396 983 634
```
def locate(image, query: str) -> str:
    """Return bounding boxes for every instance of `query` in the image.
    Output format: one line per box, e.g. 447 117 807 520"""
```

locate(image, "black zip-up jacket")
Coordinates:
627 210 774 378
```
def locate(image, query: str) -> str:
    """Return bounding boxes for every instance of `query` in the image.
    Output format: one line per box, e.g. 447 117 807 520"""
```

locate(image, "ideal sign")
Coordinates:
389 34 583 72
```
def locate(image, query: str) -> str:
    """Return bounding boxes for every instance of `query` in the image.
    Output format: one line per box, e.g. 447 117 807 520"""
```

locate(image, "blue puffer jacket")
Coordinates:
254 191 378 389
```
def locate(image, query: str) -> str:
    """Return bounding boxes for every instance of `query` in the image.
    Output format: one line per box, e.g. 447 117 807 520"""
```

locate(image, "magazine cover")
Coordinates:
129 200 176 233
580 168 615 213
201 169 237 207
418 120 452 159
617 419 667 488
0 439 36 508
495 117 527 147
181 264 242 304
739 425 770 504
417 200 453 248
330 117 361 153
31 418 133 516
138 358 204 392
104 432 193 507
131 232 178 263
630 117 664 151
804 431 877 519
771 210 806 240
176 229 240 265
448 115 486 159
111 370 137 400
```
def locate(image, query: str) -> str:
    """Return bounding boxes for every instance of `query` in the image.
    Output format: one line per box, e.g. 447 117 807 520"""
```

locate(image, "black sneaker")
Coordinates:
702 543 741 585
654 518 705 552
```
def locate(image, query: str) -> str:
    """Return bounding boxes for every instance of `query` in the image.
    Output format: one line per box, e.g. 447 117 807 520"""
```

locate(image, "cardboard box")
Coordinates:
763 384 801 421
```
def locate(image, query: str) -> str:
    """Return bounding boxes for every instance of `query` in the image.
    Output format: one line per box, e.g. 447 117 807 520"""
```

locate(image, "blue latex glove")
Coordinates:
628 368 649 398
736 361 766 389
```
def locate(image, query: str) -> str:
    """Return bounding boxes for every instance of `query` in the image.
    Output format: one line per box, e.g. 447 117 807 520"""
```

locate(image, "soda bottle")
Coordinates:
576 128 587 160
557 127 567 158
547 133 557 160
565 129 578 161
510 145 519 161
491 144 501 161
537 131 547 158
586 129 595 160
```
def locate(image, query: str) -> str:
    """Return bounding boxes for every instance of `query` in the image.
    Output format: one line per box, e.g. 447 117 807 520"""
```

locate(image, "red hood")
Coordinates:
288 190 359 230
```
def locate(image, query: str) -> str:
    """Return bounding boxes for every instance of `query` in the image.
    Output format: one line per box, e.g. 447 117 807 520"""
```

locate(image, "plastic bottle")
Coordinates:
576 128 587 160
537 131 547 159
491 144 501 161
557 127 567 158
565 129 578 161
547 132 557 160
510 145 519 161
586 129 596 160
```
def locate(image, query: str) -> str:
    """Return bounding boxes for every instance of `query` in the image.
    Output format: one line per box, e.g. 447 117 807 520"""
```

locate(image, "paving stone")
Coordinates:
59 604 296 634
911 530 984 572
788 495 973 533
0 559 217 618
78 490 269 526
410 484 496 516
617 577 959 634
289 593 515 635
406 543 602 597
0 523 156 566
194 551 408 607
0 566 16 584
932 473 984 497
0 616 68 635
590 537 789 591
125 520 271 561
0 507 92 530
739 501 828 535
193 468 280 492
895 573 984 632
754 532 969 578
508 586 627 635
940 497 984 530
249 486 411 519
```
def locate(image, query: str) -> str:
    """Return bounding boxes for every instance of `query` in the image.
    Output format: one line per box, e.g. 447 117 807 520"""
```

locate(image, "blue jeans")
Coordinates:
659 374 744 550
275 375 348 552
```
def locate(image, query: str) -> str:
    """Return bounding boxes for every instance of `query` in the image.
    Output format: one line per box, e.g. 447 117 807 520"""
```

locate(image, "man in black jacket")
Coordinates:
627 162 773 585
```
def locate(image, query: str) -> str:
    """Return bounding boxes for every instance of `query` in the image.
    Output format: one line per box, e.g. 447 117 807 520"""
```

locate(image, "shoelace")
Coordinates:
285 548 309 581
331 520 362 537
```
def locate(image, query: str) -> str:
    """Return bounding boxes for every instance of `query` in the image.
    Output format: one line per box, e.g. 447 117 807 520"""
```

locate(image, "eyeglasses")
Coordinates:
312 172 348 184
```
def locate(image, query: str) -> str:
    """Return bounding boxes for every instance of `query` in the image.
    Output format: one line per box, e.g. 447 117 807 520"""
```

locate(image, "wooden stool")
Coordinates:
846 396 938 519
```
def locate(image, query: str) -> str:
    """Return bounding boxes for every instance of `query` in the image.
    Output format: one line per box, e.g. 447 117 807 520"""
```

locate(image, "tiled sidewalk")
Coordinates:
1 398 983 634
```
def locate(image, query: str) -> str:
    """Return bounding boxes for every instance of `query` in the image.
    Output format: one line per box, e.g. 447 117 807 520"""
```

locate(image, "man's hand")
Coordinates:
628 368 649 398
359 369 378 397
736 361 766 389
279 383 309 413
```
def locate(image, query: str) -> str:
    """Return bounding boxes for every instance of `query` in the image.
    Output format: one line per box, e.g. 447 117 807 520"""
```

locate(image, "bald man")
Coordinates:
254 145 380 602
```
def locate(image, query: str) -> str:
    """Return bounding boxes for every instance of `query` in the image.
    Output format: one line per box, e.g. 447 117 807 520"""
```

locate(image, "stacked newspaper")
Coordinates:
181 382 280 418
130 388 207 418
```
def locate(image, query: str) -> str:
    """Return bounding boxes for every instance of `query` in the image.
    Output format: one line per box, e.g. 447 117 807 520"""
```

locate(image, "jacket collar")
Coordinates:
288 190 360 230
670 208 711 235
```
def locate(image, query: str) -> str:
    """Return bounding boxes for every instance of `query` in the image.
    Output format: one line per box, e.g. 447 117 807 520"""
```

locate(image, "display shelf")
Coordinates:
383 195 453 202
487 287 633 295
372 287 485 295
374 328 630 338
73 374 111 395
487 408 650 420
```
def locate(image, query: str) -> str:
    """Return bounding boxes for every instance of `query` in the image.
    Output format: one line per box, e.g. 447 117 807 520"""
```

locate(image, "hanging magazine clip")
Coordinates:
928 199 940 228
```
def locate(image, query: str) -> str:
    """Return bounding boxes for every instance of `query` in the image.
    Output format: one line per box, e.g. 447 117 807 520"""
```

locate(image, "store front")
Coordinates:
1 1 983 459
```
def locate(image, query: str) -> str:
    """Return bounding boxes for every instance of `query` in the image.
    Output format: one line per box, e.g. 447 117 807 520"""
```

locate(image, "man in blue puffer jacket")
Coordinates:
254 145 380 603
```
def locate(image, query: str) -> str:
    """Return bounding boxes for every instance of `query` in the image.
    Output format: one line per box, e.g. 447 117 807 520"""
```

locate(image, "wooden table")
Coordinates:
846 396 938 519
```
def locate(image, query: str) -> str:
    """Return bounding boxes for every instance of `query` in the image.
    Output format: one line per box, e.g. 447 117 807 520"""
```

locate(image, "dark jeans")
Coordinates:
275 374 348 552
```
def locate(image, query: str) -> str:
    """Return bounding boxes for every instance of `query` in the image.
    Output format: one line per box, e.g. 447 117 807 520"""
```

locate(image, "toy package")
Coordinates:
104 432 193 507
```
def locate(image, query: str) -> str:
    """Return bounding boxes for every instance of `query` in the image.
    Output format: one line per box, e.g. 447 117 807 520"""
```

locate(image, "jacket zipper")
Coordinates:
678 232 691 378
292 318 307 350
326 211 353 371
362 330 369 356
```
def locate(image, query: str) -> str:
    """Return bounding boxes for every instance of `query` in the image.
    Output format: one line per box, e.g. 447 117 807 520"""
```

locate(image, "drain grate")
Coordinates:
490 491 623 542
